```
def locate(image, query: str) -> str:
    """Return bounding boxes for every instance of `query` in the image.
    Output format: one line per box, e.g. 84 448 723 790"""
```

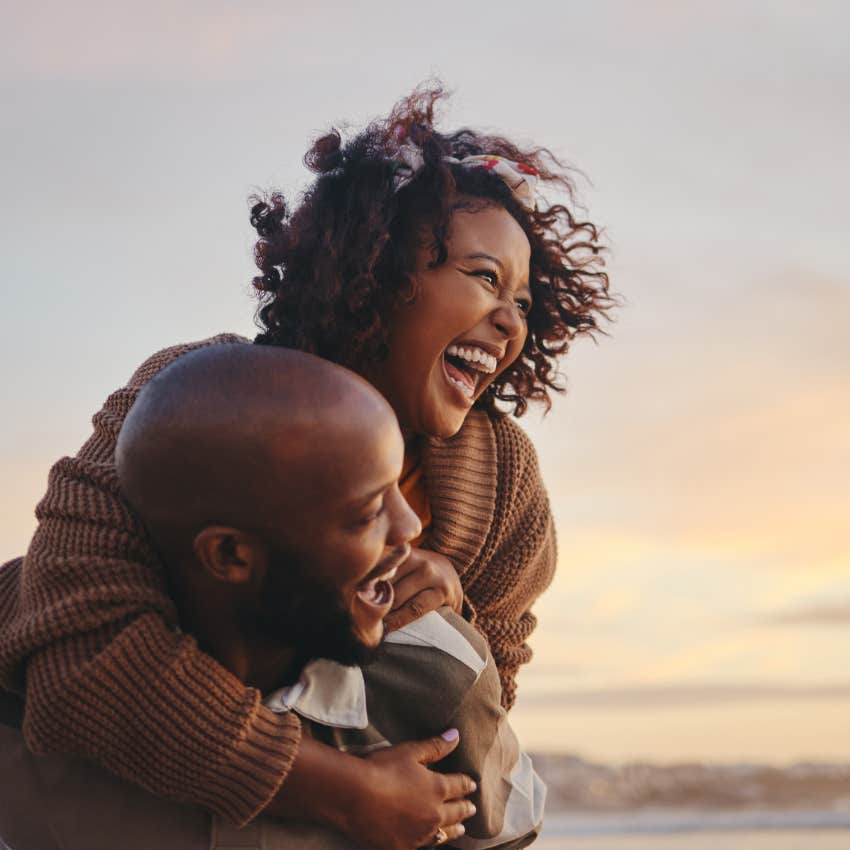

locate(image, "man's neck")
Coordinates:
215 638 300 693
197 629 300 694
176 590 300 694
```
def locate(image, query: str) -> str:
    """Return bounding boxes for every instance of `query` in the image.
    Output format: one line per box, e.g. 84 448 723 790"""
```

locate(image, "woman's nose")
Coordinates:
490 301 525 341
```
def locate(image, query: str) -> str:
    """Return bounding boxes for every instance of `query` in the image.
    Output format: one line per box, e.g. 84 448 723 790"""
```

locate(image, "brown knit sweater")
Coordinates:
0 335 556 825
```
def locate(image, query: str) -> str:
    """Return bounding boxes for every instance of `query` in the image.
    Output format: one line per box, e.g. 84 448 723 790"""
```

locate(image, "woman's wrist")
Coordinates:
263 735 366 833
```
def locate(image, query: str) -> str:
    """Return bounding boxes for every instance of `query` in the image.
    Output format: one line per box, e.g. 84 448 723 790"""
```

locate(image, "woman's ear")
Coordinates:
192 527 268 585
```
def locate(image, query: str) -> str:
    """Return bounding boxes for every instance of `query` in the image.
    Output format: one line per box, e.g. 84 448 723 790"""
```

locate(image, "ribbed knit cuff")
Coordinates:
197 705 302 826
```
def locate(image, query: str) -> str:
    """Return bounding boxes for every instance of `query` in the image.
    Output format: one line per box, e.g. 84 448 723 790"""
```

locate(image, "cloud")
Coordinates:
767 602 850 627
518 682 850 708
511 685 850 762
527 266 850 579
1 2 347 81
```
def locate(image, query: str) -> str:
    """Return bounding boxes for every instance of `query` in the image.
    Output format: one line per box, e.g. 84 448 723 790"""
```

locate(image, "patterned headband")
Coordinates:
392 145 539 207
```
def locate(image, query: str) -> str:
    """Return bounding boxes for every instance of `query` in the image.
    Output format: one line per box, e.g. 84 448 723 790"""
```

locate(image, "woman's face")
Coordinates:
371 201 532 438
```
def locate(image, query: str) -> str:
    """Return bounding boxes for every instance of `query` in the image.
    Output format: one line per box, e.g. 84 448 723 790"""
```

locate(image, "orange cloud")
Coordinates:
767 602 850 626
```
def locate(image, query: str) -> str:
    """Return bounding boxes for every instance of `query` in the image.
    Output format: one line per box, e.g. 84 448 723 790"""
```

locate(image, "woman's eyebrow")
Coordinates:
464 252 504 270
466 252 530 290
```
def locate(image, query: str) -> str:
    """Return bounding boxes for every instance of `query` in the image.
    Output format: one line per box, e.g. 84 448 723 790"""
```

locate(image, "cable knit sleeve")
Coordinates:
0 335 302 826
465 416 557 711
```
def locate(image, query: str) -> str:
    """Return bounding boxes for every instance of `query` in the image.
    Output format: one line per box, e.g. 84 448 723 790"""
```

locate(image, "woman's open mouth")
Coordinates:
442 343 499 402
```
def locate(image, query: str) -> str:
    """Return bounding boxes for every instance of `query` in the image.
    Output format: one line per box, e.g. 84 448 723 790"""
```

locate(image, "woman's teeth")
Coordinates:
444 358 476 398
445 344 498 374
447 374 474 399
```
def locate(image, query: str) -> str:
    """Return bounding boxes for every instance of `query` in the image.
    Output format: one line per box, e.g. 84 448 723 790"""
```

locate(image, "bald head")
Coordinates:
116 344 398 557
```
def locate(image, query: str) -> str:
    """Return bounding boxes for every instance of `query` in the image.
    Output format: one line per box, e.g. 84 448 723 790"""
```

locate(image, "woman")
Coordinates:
0 85 611 847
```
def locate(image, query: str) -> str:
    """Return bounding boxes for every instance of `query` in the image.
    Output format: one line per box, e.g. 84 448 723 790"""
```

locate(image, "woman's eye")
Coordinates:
515 298 532 316
473 270 499 288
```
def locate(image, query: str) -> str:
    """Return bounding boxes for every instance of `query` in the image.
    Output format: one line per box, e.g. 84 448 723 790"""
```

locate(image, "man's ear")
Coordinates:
192 527 268 585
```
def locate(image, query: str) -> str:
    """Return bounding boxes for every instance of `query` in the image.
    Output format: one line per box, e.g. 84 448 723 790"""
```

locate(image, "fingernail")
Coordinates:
441 728 459 741
469 781 477 791
469 804 477 815
457 825 465 836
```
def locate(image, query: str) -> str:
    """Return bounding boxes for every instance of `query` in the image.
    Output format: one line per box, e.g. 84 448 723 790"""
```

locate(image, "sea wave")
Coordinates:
533 753 850 812
542 807 850 836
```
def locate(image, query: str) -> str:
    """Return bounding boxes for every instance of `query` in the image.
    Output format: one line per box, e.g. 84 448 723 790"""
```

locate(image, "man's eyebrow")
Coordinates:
351 480 395 509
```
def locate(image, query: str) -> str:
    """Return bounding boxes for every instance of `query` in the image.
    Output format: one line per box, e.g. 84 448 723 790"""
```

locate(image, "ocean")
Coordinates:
535 809 850 849
531 753 850 849
536 831 850 849
542 808 850 833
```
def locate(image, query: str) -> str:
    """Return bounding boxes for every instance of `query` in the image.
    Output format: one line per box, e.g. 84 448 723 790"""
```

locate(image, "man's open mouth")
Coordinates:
356 564 399 610
442 343 499 400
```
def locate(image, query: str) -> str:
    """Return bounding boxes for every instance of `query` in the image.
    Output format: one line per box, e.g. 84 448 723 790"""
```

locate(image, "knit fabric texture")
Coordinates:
0 335 556 824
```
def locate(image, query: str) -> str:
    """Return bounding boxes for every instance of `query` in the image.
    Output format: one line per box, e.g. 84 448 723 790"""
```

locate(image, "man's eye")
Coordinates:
358 503 384 525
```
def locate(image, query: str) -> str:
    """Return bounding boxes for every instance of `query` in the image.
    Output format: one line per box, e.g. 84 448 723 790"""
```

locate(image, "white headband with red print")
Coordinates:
392 145 540 208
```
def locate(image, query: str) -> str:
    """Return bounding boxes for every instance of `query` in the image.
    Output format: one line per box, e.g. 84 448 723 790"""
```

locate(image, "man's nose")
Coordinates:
388 489 422 546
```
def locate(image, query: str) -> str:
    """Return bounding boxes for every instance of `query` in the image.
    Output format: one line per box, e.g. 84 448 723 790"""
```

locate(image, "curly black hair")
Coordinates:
251 83 613 417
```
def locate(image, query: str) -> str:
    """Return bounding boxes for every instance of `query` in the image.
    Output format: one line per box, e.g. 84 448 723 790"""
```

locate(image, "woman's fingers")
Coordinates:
395 729 463 767
389 568 439 611
442 798 477 824
389 552 439 607
437 822 467 843
384 587 444 632
440 770 477 800
389 550 422 581
434 798 476 846
387 548 464 628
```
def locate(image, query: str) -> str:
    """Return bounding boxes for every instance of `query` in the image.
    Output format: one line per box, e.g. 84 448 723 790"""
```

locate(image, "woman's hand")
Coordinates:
352 730 476 848
384 548 463 633
266 731 476 850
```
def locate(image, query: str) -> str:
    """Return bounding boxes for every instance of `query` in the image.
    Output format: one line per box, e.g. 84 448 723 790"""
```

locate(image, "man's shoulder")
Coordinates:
387 608 490 675
360 610 497 741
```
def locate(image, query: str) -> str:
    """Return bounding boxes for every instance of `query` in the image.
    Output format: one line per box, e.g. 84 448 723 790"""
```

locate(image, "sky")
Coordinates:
2 1 849 764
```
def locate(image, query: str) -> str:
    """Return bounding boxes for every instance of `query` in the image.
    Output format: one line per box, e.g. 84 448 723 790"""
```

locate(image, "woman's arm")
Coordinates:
0 335 477 841
2 335 306 825
268 733 476 850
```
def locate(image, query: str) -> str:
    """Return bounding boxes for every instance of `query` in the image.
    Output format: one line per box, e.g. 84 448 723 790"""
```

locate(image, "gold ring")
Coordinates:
433 828 448 845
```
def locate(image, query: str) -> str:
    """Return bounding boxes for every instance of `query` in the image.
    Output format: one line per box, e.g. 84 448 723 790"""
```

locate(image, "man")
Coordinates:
0 344 543 849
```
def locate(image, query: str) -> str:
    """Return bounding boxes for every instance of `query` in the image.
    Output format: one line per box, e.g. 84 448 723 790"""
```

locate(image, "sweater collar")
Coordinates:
264 660 369 729
420 411 497 578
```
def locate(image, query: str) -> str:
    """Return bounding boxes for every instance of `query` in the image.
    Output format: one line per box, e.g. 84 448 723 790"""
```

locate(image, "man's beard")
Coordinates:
238 545 382 678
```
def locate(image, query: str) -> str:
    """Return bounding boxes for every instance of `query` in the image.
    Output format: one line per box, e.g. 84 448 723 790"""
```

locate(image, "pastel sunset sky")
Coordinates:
2 1 848 764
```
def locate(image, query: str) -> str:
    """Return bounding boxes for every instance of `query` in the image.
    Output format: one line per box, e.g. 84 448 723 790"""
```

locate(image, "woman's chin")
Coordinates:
422 410 467 439
402 402 467 439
